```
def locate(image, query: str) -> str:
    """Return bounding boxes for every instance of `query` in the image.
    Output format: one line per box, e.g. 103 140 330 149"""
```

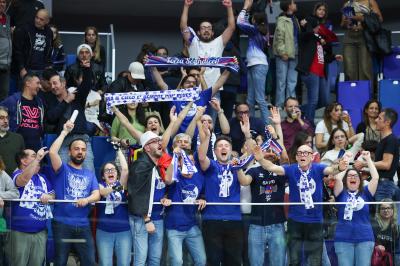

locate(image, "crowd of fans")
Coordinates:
0 0 398 265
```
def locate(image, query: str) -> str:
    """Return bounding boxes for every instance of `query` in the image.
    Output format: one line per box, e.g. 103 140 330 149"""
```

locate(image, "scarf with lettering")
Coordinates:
298 165 314 209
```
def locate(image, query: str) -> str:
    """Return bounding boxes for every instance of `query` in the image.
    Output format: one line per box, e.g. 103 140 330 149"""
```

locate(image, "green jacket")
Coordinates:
273 14 299 59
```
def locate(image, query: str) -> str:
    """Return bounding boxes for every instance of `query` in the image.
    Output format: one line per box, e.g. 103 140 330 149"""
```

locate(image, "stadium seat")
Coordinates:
66 54 77 66
346 108 362 131
91 136 116 178
43 134 57 148
379 79 400 108
338 81 371 110
383 46 400 79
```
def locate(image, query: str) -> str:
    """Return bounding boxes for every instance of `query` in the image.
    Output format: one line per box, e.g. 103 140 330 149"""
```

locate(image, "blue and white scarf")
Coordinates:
105 88 201 114
344 191 358 221
172 150 198 182
298 165 314 209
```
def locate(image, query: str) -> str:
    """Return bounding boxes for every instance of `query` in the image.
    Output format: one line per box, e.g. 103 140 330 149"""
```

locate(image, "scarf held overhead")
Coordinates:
144 55 240 73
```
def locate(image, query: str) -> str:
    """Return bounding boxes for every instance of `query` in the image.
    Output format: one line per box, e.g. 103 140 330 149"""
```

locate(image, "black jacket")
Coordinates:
12 23 53 73
128 152 159 216
64 60 106 92
296 18 336 77
8 0 44 28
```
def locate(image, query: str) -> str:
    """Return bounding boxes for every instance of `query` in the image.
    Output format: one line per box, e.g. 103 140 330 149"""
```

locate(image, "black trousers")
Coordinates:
287 218 323 266
202 220 243 266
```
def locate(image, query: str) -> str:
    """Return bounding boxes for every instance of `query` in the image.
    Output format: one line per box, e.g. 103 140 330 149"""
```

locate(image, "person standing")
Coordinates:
0 0 12 102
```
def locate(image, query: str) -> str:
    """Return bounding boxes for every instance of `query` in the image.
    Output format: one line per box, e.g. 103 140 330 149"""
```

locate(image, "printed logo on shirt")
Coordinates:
66 172 90 200
33 33 46 52
156 177 166 190
259 179 278 202
316 43 324 65
352 196 365 211
181 102 197 117
20 105 40 129
218 168 234 198
181 184 199 203
19 180 48 221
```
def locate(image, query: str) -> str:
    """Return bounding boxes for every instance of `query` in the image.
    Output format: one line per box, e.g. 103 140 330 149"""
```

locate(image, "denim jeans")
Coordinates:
248 223 286 266
301 73 329 124
287 219 323 266
96 229 132 266
334 241 374 266
129 215 164 266
275 57 298 107
59 136 95 172
167 225 206 266
52 221 96 266
247 64 270 124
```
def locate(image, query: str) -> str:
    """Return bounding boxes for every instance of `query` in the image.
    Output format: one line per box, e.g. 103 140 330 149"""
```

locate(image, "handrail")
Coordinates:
110 24 116 81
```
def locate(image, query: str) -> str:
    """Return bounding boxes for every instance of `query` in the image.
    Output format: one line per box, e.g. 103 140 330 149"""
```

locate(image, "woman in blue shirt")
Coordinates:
333 151 379 266
96 147 131 266
237 0 270 124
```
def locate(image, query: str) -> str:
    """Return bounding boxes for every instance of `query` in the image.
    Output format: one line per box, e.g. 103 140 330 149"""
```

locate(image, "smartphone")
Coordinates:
338 149 346 159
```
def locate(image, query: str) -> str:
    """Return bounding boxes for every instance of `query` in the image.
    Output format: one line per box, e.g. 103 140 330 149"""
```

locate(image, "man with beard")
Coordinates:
49 120 100 266
0 106 24 175
6 148 54 266
128 131 166 266
281 97 314 151
180 0 235 118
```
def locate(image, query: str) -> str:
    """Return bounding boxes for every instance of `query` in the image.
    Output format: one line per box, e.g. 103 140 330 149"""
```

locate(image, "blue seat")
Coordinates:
338 81 371 110
379 79 400 108
91 136 116 178
328 61 339 93
66 54 77 66
383 47 400 79
347 108 362 132
43 134 57 148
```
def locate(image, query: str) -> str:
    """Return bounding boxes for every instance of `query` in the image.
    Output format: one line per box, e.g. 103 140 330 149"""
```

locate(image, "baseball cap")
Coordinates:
140 131 161 147
129 62 145 80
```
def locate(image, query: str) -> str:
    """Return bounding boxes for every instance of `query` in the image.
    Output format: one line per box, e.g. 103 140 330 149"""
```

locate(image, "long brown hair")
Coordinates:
362 99 382 128
313 2 328 24
49 24 62 48
343 168 364 193
84 26 101 62
323 102 344 134
376 198 398 233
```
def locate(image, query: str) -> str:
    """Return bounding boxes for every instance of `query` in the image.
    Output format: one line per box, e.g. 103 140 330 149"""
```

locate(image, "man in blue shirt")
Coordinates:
6 147 54 266
49 120 100 266
253 144 348 266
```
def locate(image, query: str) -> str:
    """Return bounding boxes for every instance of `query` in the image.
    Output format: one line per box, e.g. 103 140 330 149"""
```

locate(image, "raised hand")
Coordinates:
361 151 371 160
36 147 49 162
240 114 250 135
194 106 206 121
252 145 264 162
169 105 177 122
222 0 232 7
266 125 277 139
209 97 222 112
269 106 281 125
63 120 74 134
184 0 194 6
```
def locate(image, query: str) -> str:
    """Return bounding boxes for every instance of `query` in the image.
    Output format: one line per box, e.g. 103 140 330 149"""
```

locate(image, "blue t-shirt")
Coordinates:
202 159 241 221
283 163 326 223
247 165 286 226
165 164 205 231
151 175 166 220
335 186 375 243
52 163 99 226
171 87 212 133
97 181 130 233
9 170 54 233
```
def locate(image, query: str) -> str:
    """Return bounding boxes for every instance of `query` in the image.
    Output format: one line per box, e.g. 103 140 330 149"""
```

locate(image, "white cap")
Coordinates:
140 131 160 147
128 61 145 80
77 44 93 56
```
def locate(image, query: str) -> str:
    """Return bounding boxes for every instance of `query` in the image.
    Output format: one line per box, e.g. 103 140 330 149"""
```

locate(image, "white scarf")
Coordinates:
344 191 358 221
298 165 314 209
147 167 159 218
104 182 123 215
19 174 53 219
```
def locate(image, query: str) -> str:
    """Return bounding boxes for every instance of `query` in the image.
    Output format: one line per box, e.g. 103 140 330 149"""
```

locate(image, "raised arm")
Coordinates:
186 106 206 137
333 171 345 197
364 151 379 196
180 0 194 45
117 148 129 188
210 98 230 134
237 168 253 186
323 158 348 176
49 121 74 172
197 119 211 171
221 0 236 46
112 106 142 142
211 69 230 96
16 147 48 187
151 67 169 90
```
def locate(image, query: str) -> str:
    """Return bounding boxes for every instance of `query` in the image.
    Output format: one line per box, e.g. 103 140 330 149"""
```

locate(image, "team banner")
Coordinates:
105 89 201 114
144 55 240 73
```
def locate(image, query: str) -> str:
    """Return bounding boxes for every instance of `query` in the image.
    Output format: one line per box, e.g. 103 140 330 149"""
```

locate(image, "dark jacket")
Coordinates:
8 0 44 28
128 152 159 216
12 23 53 73
0 14 12 70
296 17 336 77
51 44 66 72
0 92 44 132
64 60 106 92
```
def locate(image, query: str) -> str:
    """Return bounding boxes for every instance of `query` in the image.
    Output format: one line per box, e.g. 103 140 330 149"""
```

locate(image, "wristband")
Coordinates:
145 219 152 224
217 109 224 115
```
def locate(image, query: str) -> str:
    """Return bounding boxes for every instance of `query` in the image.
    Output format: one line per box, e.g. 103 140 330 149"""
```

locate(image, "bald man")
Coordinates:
12 8 53 79
253 144 349 266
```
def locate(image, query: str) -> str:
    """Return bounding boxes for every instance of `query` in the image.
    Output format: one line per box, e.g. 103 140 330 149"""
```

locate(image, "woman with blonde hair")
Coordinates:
84 26 106 69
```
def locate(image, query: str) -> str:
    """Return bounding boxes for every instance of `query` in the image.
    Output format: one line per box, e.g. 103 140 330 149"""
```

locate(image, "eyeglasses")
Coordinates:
380 207 393 211
296 151 313 157
146 139 161 146
104 168 117 174
347 173 359 178
236 110 249 115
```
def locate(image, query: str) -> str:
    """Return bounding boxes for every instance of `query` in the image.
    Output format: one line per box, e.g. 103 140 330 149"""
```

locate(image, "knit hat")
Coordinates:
76 44 93 56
